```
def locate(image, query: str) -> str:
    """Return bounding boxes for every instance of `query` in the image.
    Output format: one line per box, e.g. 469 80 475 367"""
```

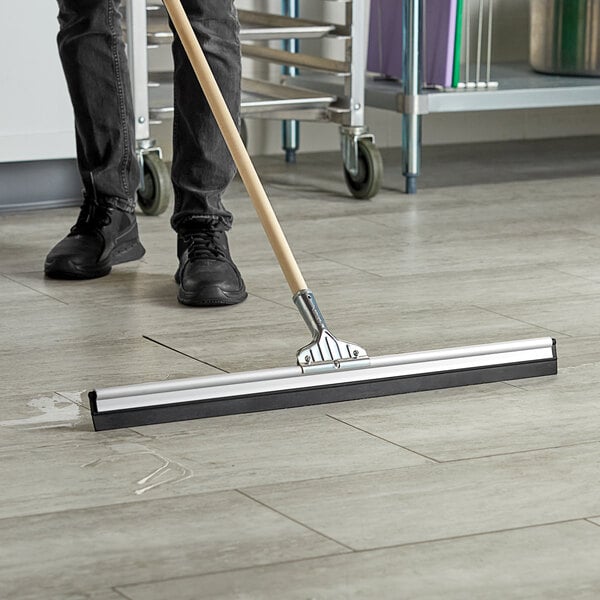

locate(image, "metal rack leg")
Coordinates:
126 0 173 216
339 0 383 200
282 0 300 164
126 0 151 149
340 0 371 173
402 0 423 194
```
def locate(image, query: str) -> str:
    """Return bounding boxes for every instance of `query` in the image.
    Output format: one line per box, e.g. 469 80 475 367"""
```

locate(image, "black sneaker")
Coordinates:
44 201 146 280
176 229 247 306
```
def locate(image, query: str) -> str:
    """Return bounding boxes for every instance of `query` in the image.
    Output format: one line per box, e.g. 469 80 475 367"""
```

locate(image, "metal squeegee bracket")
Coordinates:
293 289 369 373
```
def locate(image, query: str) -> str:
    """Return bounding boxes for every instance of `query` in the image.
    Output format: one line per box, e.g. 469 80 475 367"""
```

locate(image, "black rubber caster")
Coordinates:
343 139 383 200
137 152 173 216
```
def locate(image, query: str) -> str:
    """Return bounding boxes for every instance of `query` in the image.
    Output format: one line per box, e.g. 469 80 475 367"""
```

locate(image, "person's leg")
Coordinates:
45 0 144 279
170 0 247 305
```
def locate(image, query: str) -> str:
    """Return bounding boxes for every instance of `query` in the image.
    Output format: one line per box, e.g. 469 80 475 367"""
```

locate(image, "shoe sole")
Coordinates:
177 286 248 307
44 239 146 280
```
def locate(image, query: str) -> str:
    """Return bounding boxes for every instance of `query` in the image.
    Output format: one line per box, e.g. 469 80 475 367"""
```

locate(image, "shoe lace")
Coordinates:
70 200 112 236
185 230 227 261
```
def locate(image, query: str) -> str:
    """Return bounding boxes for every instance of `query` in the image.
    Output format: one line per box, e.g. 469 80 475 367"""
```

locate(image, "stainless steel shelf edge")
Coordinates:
296 63 600 115
242 45 350 75
236 9 343 40
145 9 342 42
148 77 337 121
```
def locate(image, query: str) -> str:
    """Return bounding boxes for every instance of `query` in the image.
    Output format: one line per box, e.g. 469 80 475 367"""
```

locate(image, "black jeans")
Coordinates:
56 0 240 231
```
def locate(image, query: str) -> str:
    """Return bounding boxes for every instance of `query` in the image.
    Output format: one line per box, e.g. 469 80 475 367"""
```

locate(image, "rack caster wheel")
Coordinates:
343 139 383 200
137 152 173 216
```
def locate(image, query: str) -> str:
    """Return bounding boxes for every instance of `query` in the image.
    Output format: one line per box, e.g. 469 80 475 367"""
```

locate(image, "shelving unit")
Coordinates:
400 0 600 193
127 0 383 208
296 0 600 193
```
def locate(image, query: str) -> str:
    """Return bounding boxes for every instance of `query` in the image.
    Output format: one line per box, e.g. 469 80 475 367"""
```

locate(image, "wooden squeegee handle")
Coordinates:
162 0 307 295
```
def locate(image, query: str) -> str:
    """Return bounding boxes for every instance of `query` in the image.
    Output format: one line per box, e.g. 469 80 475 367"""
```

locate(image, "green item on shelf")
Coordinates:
452 0 464 87
553 0 585 71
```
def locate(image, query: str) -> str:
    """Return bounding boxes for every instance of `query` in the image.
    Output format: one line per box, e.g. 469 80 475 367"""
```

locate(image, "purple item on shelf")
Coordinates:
367 0 457 88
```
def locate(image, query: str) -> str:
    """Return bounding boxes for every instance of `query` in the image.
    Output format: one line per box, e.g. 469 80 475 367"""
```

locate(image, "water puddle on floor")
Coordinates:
0 394 83 429
81 442 193 496
134 453 193 495
2 398 193 496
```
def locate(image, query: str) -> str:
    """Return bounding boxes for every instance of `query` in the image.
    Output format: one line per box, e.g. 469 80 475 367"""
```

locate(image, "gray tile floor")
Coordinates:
2 137 600 599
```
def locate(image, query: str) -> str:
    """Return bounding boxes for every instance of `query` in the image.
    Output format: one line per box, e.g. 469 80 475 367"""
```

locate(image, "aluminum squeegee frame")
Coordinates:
89 337 557 430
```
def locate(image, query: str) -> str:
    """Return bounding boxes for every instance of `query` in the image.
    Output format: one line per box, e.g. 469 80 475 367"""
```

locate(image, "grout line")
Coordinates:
111 588 134 600
114 549 353 592
472 304 573 338
142 335 230 374
361 215 399 231
352 517 590 553
326 414 441 464
114 517 594 591
0 486 255 523
303 250 385 279
235 488 356 552
585 518 600 528
1 273 69 305
550 266 600 285
439 439 600 464
501 381 527 390
247 291 296 312
54 390 86 407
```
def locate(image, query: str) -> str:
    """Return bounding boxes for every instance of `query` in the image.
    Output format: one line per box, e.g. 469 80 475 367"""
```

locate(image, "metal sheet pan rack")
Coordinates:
125 0 383 213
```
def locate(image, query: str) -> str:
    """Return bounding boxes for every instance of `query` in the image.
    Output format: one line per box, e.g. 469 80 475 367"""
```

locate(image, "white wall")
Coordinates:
0 1 76 162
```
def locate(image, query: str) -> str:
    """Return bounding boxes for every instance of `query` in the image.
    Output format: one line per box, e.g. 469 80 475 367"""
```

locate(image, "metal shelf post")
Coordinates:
282 0 300 164
402 0 423 195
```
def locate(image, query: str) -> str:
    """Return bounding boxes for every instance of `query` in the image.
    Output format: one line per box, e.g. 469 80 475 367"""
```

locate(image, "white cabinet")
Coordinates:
0 1 75 163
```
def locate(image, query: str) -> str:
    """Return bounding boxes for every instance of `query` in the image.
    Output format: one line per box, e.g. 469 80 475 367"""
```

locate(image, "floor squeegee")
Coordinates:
88 0 557 431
